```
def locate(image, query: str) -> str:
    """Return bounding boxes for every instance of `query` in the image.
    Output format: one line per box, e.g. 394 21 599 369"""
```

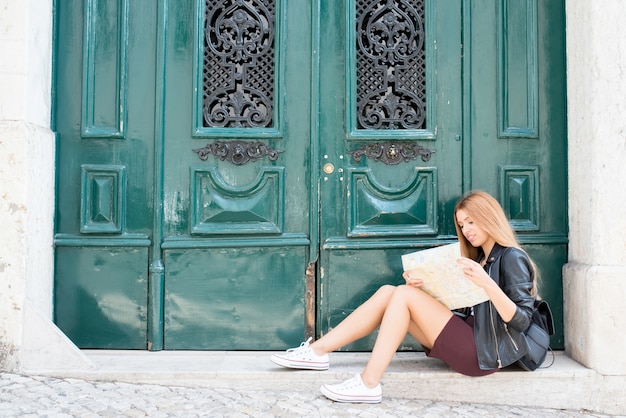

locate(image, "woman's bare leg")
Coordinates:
360 285 453 388
310 285 396 355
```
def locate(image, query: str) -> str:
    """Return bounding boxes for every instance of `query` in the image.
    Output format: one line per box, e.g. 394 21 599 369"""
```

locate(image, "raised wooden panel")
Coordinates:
190 166 284 235
163 245 306 349
499 165 540 231
54 245 148 349
81 0 129 138
347 168 437 237
80 164 126 234
497 0 538 138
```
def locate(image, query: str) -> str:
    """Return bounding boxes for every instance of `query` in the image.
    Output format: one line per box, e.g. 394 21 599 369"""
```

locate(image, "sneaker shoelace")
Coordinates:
286 337 313 354
336 375 362 390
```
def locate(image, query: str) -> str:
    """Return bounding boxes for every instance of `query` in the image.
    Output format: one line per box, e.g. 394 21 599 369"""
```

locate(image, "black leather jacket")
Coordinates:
473 243 536 370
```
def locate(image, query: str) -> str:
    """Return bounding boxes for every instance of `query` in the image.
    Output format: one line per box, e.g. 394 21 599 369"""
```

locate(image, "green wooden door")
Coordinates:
53 0 566 350
316 0 463 350
54 0 314 350
316 0 567 350
157 0 313 349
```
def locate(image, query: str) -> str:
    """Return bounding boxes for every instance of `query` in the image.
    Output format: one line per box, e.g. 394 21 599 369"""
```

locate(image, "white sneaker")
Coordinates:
270 337 330 370
320 373 382 403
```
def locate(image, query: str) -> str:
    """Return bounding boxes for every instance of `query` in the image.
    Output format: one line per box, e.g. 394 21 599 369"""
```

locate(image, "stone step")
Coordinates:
23 350 625 415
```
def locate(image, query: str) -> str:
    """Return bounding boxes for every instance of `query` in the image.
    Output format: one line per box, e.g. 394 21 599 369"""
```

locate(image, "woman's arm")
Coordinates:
495 249 535 330
457 257 517 322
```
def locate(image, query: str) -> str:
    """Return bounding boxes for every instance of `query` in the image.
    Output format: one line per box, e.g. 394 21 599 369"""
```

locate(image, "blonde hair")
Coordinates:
454 191 538 295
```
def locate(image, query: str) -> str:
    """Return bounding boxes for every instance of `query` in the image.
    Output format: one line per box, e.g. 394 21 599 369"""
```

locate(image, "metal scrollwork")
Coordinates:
193 141 283 165
356 0 426 130
348 142 435 165
203 0 275 128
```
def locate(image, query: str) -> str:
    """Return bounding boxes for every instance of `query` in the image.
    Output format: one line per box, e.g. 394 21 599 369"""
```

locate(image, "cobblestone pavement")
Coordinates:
0 373 620 418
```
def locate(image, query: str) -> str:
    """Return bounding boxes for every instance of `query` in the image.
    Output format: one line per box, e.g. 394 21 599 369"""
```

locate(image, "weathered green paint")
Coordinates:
53 0 567 351
163 246 307 349
54 245 149 348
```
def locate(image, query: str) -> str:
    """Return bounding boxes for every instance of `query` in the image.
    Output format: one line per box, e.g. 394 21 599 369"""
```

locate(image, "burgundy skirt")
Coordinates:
424 315 498 377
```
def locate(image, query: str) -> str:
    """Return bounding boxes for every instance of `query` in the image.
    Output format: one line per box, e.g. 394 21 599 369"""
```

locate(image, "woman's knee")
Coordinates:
377 284 396 294
394 284 416 295
371 284 422 306
372 284 396 301
392 284 427 302
393 285 451 317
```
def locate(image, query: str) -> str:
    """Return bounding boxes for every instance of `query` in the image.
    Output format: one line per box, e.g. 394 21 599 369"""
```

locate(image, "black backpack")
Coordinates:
516 298 555 371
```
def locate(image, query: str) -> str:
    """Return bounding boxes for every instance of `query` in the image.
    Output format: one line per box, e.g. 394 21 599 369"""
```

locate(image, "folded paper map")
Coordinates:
401 243 489 310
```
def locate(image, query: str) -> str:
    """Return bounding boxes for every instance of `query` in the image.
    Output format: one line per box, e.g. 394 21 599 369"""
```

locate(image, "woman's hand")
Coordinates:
402 269 424 288
456 257 496 290
457 257 517 322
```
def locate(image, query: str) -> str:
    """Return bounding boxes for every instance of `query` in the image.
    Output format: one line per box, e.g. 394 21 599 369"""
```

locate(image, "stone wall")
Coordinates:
0 0 55 370
564 0 626 375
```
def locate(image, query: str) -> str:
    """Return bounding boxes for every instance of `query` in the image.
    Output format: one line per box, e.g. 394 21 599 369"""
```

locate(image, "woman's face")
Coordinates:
456 208 494 251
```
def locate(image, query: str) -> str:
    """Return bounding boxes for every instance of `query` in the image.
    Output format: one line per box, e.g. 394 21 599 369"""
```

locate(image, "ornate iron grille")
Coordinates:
356 0 426 130
203 0 275 128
